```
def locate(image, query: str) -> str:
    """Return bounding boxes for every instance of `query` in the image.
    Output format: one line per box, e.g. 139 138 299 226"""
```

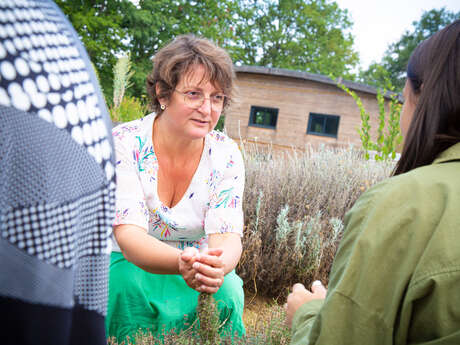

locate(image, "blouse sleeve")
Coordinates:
112 131 149 231
204 142 245 237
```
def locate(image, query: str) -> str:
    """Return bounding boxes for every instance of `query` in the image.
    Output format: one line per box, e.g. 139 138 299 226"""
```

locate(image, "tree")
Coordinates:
116 0 179 99
55 0 130 99
358 62 392 90
360 8 459 90
120 0 244 98
56 0 359 100
235 0 358 79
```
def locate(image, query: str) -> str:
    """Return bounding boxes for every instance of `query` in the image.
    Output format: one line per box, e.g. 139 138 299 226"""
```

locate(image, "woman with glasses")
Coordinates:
106 35 245 342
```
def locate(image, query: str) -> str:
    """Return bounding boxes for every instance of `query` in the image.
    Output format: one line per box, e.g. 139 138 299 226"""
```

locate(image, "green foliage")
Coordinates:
56 0 359 98
215 115 225 132
358 62 392 90
55 0 130 100
110 95 148 123
109 54 148 123
359 8 460 90
334 79 371 158
385 91 403 159
57 1 458 96
336 80 402 160
236 0 359 79
106 0 245 97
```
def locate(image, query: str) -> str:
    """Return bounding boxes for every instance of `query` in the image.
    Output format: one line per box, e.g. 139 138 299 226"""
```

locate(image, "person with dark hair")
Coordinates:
285 20 460 344
106 35 245 341
0 1 116 345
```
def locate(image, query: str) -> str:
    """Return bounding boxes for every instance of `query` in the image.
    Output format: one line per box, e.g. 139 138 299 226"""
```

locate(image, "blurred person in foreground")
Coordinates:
286 20 460 344
0 1 116 345
106 35 245 342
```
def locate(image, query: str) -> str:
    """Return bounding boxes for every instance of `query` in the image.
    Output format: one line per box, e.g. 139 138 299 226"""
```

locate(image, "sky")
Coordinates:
334 0 460 69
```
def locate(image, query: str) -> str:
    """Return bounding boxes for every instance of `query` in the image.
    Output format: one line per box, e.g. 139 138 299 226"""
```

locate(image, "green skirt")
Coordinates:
106 252 245 342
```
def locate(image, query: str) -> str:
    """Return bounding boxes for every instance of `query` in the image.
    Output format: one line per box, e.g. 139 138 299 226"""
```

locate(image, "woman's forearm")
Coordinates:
208 233 242 275
114 224 182 274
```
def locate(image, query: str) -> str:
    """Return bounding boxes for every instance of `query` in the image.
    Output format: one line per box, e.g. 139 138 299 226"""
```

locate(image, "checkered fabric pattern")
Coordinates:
3 202 77 268
3 187 115 271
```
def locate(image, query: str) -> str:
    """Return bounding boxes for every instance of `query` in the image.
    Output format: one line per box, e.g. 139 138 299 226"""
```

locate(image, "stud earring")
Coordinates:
160 104 165 110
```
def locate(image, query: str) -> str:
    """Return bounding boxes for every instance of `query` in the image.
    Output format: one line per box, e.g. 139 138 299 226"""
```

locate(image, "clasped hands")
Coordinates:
178 246 225 294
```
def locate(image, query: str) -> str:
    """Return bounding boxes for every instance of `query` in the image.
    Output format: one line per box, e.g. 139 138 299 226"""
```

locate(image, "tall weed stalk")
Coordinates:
110 54 148 123
335 79 402 160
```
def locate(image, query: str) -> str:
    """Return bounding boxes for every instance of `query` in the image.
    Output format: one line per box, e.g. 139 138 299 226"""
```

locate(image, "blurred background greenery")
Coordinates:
56 0 459 108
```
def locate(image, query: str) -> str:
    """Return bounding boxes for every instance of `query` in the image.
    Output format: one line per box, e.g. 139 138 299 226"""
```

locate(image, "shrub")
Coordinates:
237 143 394 299
110 95 148 124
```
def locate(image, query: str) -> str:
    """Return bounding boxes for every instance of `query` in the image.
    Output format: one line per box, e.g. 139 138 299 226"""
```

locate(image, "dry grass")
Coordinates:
243 293 288 336
237 143 394 299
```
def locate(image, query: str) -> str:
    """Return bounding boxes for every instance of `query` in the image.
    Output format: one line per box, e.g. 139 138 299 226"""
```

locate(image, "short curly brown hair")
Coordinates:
146 34 235 115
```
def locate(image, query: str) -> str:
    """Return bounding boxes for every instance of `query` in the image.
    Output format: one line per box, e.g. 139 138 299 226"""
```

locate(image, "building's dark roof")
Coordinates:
235 65 400 100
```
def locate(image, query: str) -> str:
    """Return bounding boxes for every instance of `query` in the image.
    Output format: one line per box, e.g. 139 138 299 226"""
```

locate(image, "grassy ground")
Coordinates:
243 293 288 335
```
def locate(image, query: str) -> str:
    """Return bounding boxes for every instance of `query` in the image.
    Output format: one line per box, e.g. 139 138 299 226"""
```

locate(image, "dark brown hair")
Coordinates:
146 34 235 115
394 20 460 175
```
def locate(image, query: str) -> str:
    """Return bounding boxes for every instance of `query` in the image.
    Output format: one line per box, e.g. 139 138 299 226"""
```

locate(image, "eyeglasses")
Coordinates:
174 89 226 111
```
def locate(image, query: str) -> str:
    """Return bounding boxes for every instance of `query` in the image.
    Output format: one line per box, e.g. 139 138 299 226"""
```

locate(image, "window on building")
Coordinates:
249 106 278 129
307 113 340 138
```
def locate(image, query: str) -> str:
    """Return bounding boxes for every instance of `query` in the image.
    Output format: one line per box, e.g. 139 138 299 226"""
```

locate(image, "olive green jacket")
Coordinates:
291 143 460 345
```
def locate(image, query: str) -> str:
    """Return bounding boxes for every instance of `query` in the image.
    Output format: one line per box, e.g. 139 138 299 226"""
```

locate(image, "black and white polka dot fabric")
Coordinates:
0 0 114 179
0 1 115 344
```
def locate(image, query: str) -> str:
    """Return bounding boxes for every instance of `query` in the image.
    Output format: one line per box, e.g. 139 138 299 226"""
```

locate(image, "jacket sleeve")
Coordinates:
290 174 428 345
291 291 390 344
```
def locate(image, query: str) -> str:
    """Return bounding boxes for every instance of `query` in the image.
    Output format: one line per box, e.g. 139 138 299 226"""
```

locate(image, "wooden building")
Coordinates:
224 65 397 150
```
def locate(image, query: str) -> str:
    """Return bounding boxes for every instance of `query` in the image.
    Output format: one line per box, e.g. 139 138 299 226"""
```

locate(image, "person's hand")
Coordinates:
193 247 225 293
178 247 224 293
178 247 200 290
285 281 327 328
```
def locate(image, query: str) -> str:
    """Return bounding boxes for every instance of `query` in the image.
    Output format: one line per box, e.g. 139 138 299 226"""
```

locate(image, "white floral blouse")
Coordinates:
111 113 245 251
